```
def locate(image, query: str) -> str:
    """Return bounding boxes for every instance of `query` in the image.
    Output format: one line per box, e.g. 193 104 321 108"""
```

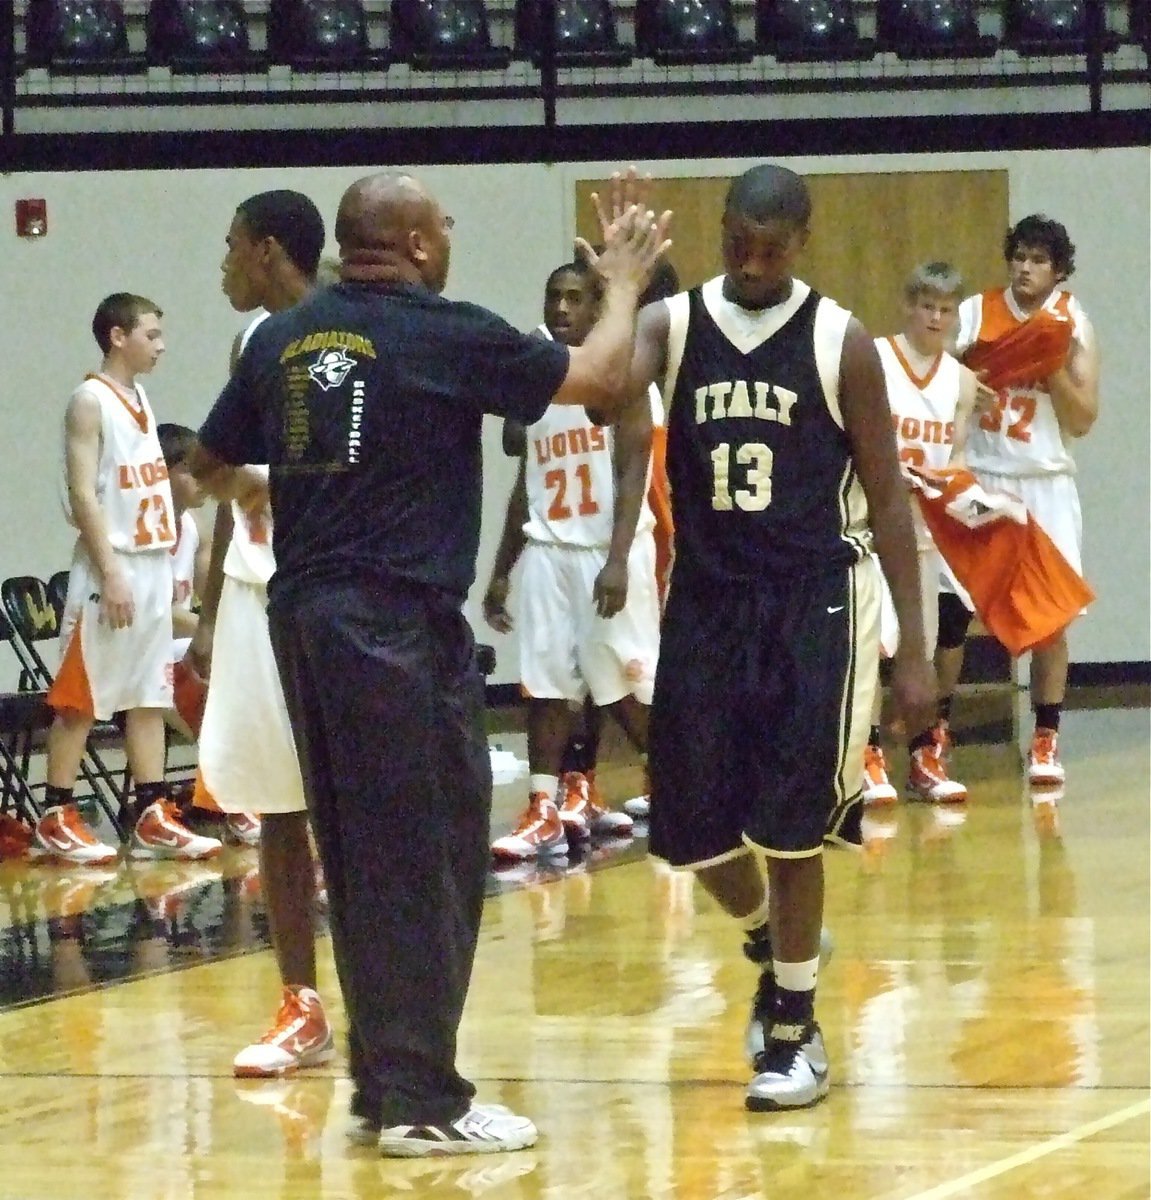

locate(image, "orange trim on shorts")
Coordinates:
47 614 95 719
192 768 222 812
649 425 675 606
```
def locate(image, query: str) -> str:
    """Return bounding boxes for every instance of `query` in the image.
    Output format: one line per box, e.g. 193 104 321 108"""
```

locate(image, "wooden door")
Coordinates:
575 170 1009 335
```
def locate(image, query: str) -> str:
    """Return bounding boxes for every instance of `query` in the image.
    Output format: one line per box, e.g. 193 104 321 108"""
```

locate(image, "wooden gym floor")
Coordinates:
0 687 1146 1199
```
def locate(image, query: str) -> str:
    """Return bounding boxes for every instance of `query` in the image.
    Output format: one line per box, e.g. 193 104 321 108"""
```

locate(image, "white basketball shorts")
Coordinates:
49 547 173 721
197 575 306 815
518 531 661 707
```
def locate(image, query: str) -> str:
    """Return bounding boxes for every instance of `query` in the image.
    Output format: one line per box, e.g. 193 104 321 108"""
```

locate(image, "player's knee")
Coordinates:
936 593 974 650
51 706 94 734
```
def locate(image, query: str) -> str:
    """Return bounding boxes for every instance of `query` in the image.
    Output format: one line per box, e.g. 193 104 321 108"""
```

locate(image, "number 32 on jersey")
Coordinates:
711 442 774 511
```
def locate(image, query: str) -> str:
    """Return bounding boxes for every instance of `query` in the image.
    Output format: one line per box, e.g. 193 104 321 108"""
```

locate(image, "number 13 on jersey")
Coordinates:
711 442 774 511
133 494 175 547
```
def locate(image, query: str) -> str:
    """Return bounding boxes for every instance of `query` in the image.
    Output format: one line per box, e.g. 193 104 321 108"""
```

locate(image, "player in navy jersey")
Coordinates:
626 164 936 1111
191 170 670 1157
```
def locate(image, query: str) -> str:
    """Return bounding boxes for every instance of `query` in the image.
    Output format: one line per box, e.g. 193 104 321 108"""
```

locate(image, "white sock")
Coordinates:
528 774 559 803
773 957 820 994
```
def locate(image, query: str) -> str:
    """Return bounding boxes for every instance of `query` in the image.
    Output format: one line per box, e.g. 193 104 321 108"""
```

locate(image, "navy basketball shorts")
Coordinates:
648 556 880 867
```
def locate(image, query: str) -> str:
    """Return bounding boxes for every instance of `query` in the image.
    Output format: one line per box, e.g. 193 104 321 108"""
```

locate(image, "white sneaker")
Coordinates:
1028 728 1066 786
744 928 835 1063
31 804 118 866
377 1103 538 1157
623 794 650 819
908 742 967 803
233 986 335 1078
558 772 633 841
225 811 262 846
491 794 568 862
862 744 898 806
746 1025 830 1111
129 801 223 861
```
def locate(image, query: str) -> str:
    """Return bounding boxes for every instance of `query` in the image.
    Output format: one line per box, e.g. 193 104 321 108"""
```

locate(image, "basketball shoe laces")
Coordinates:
1032 730 1058 764
154 800 198 838
60 805 106 847
258 989 312 1049
515 793 553 834
864 745 888 783
753 1029 803 1077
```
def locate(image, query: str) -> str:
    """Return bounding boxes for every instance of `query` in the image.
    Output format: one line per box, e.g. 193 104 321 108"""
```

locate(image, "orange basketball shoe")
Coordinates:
31 804 118 866
225 811 262 847
908 736 967 803
862 745 898 806
0 812 35 860
233 986 335 1078
491 793 567 862
1028 728 1065 787
130 801 223 861
558 771 633 843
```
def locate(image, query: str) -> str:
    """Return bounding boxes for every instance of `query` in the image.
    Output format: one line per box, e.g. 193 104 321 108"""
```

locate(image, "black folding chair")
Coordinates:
0 610 53 823
46 570 70 624
0 575 128 835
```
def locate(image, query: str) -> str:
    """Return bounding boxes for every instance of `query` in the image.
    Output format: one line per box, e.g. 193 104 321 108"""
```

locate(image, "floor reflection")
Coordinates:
0 826 647 1009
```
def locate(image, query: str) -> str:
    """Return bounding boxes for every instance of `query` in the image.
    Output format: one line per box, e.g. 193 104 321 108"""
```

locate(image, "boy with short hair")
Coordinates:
936 216 1100 790
33 294 222 865
864 262 981 806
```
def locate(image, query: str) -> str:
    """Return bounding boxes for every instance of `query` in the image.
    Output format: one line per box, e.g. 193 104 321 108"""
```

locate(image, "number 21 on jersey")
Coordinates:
711 442 774 511
545 463 600 521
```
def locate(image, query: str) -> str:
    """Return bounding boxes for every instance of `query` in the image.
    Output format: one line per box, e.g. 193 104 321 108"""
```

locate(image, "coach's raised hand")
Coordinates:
576 166 673 301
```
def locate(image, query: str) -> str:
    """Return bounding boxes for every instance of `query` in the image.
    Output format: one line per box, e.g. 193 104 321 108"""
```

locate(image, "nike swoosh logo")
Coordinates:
147 832 185 847
827 605 845 614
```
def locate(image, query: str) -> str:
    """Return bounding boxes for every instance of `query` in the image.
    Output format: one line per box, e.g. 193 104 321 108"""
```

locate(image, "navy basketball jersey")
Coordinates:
662 276 872 581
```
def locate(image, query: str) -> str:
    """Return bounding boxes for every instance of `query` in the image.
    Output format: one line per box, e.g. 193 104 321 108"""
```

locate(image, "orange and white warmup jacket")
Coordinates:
906 466 1094 656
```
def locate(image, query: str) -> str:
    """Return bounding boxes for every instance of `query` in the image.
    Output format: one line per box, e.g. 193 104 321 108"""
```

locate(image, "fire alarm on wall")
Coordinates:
16 199 48 237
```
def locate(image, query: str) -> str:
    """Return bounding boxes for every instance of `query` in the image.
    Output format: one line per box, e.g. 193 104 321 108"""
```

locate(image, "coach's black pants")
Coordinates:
269 580 491 1127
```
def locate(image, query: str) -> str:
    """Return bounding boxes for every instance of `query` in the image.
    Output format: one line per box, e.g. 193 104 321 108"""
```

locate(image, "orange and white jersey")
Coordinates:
908 465 1094 655
876 336 963 548
68 373 176 554
523 406 621 547
170 510 199 611
957 288 1089 478
522 325 654 548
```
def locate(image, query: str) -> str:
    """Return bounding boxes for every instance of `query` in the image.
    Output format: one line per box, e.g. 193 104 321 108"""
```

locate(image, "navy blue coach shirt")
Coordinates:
199 281 569 607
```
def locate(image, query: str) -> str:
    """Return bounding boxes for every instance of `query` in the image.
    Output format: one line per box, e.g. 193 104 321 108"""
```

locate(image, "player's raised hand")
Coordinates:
579 206 673 302
588 166 647 243
576 166 672 299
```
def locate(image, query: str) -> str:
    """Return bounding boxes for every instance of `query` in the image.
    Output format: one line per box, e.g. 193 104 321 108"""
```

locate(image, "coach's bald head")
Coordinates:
335 172 453 293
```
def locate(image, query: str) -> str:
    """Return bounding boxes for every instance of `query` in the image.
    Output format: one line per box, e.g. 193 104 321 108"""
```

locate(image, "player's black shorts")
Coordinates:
648 557 880 865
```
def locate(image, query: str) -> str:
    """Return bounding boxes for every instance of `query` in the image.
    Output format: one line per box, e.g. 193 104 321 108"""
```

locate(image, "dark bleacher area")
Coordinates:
0 1 1144 114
